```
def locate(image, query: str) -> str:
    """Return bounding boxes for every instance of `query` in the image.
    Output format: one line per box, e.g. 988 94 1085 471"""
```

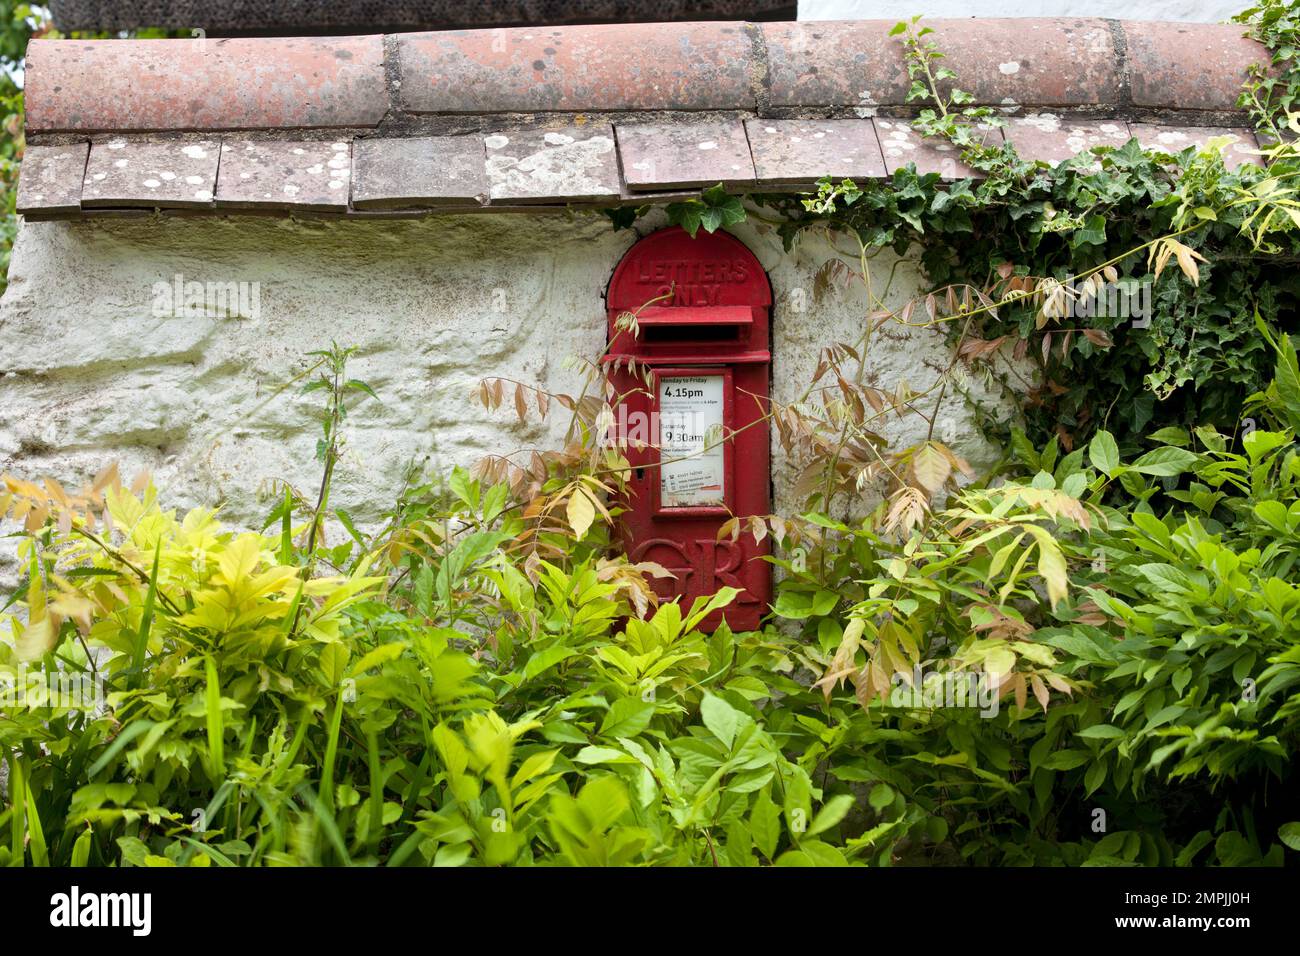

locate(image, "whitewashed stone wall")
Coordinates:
0 208 1012 585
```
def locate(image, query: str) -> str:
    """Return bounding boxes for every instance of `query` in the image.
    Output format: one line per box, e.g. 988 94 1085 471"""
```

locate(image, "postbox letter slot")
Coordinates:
641 324 741 344
635 306 753 327
636 306 752 344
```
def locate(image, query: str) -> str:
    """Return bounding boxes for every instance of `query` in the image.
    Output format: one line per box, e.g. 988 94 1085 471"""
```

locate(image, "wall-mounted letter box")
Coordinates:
606 226 772 630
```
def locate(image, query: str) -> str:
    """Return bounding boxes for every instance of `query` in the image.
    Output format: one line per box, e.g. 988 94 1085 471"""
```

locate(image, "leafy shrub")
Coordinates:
2 326 1298 867
765 325 1300 865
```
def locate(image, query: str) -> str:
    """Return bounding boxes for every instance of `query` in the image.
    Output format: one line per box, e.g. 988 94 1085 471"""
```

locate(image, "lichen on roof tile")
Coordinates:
484 125 621 203
81 138 219 208
216 140 353 212
352 136 488 209
617 120 755 191
16 142 89 216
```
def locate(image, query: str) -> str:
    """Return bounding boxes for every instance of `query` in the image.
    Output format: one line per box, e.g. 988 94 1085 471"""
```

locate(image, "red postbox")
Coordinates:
605 226 772 631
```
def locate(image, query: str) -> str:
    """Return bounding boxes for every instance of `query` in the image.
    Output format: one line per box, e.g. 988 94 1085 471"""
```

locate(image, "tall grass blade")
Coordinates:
129 540 162 689
280 485 294 566
23 780 49 867
305 790 352 865
204 656 225 780
70 827 93 867
319 688 346 811
9 758 25 867
366 731 383 853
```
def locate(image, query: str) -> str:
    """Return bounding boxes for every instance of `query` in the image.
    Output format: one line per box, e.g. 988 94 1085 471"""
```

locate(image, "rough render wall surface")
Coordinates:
0 210 1013 587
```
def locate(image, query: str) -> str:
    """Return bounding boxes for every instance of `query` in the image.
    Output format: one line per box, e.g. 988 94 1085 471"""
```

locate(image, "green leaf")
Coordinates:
448 467 479 510
1084 758 1107 796
799 840 848 866
1040 749 1089 771
1175 831 1214 866
522 645 579 681
344 379 380 402
573 746 638 766
771 588 839 620
750 791 781 860
1134 563 1194 594
1279 823 1300 852
1130 447 1198 476
1088 430 1121 476
347 641 408 678
984 645 1016 676
599 698 655 739
86 721 155 778
808 794 855 837
1147 426 1190 447
116 836 150 868
868 783 895 812
699 693 742 749
666 202 704 237
318 642 350 687
1078 724 1124 739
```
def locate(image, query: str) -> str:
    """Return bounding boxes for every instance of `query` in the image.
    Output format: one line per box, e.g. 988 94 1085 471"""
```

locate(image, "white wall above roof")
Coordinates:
798 0 1242 23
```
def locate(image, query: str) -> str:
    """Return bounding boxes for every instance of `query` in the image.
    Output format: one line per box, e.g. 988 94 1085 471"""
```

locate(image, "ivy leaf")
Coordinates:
603 206 639 230
666 202 704 237
1070 214 1107 249
665 185 746 238
700 185 747 231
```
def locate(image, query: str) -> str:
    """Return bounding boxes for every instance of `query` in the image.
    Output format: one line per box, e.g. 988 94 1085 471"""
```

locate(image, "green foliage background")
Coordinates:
2 333 1299 867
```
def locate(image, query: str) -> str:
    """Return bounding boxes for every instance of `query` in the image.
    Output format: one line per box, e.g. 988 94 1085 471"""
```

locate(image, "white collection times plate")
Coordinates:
658 374 726 508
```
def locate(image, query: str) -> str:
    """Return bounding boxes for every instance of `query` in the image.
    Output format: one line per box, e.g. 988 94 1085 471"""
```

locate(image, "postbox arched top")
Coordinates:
607 226 772 314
